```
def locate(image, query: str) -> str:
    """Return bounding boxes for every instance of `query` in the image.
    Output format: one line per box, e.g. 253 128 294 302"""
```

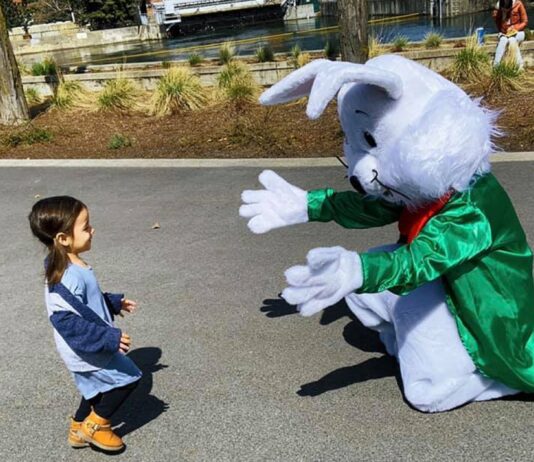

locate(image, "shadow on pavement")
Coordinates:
261 295 400 395
261 296 298 317
113 347 169 437
297 356 398 397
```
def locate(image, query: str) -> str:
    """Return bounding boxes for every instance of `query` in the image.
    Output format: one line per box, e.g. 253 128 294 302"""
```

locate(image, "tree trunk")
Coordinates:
0 4 29 125
337 0 369 63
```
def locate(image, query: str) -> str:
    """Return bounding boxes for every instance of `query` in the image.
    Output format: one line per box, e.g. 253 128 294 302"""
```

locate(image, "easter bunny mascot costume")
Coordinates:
239 55 534 412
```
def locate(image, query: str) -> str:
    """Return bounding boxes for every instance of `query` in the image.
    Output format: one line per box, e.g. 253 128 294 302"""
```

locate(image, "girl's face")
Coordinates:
69 207 94 255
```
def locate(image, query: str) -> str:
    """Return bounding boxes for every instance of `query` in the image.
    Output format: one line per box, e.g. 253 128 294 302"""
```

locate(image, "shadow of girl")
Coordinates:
113 347 169 437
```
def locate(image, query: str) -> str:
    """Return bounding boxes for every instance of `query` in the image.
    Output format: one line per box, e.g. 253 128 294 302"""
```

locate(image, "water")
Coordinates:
27 6 533 67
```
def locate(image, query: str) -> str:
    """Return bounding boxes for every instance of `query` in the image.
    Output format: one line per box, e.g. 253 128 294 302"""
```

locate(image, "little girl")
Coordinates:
29 196 142 452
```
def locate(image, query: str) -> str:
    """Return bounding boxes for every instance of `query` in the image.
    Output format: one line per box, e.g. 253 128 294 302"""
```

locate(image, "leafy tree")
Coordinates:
77 0 140 30
1 0 32 29
26 0 81 24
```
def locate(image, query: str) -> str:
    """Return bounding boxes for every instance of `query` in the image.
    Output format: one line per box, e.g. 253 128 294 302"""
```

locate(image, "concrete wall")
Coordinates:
21 40 534 97
10 22 164 56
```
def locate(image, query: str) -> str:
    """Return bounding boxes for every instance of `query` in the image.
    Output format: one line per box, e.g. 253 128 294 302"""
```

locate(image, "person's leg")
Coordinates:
78 381 140 451
93 380 140 420
73 394 101 422
514 31 525 68
391 278 518 412
344 243 399 356
494 35 509 65
69 395 101 448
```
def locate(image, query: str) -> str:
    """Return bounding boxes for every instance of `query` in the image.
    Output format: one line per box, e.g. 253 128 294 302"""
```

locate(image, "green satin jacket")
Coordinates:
308 173 534 391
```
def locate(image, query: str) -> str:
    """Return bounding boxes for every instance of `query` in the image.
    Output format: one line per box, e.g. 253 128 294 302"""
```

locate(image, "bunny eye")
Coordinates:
363 131 377 148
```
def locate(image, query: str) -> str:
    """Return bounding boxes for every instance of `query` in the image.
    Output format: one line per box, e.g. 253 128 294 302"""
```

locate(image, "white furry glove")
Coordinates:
282 246 363 317
239 170 308 234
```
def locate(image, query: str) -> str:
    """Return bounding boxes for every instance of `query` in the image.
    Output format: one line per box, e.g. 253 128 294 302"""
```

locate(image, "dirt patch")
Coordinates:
0 80 533 158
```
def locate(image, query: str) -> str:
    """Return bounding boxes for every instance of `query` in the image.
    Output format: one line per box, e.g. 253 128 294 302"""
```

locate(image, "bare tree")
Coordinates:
337 0 368 63
0 3 29 125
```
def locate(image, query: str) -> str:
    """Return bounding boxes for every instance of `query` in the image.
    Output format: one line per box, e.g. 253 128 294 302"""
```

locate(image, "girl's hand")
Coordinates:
121 298 137 315
119 333 131 353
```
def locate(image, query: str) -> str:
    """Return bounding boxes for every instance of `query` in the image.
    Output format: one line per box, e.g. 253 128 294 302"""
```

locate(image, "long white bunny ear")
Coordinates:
259 59 331 105
306 63 403 119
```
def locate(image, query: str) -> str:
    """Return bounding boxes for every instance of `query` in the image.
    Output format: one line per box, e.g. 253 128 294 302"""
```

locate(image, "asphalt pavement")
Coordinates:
0 159 532 462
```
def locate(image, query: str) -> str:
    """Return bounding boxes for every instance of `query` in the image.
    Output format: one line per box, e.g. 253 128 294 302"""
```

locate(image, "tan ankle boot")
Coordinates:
79 410 124 452
68 417 89 448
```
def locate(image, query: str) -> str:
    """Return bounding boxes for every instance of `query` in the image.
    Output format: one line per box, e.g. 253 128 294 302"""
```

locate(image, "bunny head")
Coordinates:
260 55 498 207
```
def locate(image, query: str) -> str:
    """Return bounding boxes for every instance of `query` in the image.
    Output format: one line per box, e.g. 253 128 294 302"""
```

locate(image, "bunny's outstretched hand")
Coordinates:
239 170 308 234
282 246 363 317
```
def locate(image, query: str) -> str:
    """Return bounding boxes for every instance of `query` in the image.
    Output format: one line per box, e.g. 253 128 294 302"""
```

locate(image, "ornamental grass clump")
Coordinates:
424 32 443 49
97 78 138 112
296 52 311 68
219 42 236 65
391 35 409 52
25 87 41 105
448 34 490 83
256 44 275 63
150 67 208 116
368 35 384 58
484 46 532 95
188 52 203 66
217 61 259 106
51 80 86 110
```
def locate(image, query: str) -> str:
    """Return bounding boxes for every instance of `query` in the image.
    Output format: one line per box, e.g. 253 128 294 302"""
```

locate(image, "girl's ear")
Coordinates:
55 232 71 248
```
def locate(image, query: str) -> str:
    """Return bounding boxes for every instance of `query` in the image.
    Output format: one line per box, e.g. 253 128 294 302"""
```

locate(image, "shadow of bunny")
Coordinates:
261 295 401 396
113 347 169 437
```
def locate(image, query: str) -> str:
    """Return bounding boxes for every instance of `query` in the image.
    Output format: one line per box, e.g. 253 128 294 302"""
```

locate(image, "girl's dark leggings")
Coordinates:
74 380 139 421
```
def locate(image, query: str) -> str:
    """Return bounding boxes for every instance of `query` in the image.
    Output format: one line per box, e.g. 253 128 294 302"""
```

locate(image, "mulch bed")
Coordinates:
0 83 532 159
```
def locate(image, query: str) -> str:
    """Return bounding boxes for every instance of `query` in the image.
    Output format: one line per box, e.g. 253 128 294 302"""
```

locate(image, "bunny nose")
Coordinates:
350 176 366 195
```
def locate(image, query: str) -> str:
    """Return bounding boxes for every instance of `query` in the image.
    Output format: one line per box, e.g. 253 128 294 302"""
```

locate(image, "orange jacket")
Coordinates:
493 0 528 34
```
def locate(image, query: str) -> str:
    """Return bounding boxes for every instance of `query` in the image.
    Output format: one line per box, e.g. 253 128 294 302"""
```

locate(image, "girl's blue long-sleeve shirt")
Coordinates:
45 263 124 372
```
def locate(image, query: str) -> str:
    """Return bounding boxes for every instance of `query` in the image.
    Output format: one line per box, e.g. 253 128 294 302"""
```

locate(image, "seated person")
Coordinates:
493 0 529 68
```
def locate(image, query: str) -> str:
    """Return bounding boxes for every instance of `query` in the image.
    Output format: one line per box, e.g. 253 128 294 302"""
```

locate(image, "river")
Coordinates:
31 6 534 67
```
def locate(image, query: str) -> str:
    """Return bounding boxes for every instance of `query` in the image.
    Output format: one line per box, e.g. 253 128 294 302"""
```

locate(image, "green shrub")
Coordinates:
97 78 137 112
25 87 41 105
188 52 203 66
391 35 409 52
323 39 339 61
3 125 53 147
219 42 236 65
108 133 132 149
256 44 275 63
524 28 533 41
150 67 208 116
31 57 57 76
424 32 443 49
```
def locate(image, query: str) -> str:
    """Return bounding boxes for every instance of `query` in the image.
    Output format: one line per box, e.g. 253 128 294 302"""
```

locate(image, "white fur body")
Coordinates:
240 55 517 412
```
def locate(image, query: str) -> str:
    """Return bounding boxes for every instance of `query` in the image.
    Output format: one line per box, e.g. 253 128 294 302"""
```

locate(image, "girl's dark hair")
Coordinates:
29 196 86 285
499 0 513 9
